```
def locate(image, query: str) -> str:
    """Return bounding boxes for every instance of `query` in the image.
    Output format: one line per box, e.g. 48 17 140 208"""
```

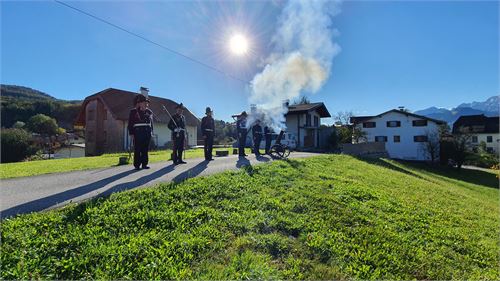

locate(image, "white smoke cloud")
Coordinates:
248 0 341 132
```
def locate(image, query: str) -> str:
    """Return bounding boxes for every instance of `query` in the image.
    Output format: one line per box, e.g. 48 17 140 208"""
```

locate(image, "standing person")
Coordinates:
168 103 187 165
128 94 153 170
236 111 248 157
252 120 263 156
264 125 273 155
201 107 215 161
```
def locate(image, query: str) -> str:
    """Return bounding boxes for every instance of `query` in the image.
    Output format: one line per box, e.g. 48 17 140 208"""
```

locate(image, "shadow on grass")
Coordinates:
354 156 498 189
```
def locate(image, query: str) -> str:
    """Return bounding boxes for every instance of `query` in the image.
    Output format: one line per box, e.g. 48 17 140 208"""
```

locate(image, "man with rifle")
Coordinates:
201 107 215 161
168 103 187 165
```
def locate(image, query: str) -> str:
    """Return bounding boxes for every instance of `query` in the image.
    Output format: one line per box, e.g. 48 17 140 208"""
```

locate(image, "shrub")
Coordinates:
1 128 38 163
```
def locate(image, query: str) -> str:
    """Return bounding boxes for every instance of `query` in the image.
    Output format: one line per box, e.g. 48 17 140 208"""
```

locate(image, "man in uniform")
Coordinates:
236 111 248 157
252 120 263 156
128 94 153 170
201 107 215 161
264 125 273 155
168 103 187 165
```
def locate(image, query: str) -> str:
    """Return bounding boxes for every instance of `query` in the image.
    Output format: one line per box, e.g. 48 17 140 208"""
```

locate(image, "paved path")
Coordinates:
0 152 320 219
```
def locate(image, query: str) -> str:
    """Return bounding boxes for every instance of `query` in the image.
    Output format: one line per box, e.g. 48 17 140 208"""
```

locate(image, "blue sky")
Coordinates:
1 0 498 122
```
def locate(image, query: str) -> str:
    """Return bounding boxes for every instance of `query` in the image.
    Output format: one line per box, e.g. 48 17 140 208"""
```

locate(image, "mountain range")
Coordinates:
414 96 499 124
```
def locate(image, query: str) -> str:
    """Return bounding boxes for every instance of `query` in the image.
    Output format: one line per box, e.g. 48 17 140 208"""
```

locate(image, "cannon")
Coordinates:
269 130 291 159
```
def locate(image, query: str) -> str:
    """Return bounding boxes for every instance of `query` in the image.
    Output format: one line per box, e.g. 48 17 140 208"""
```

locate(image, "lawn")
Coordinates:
1 155 499 279
0 147 252 179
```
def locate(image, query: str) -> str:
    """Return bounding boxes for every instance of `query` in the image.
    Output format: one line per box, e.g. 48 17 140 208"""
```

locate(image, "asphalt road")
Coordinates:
0 152 320 219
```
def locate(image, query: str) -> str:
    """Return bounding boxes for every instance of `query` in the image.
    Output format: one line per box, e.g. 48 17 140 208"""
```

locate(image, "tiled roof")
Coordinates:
75 88 200 126
452 114 499 134
350 109 446 125
286 102 331 117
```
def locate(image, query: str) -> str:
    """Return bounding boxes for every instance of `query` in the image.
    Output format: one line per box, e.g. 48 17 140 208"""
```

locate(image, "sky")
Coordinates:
1 0 498 123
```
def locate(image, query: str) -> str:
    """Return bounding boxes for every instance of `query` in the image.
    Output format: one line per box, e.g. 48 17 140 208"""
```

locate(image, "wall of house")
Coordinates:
469 133 500 154
84 100 97 156
355 111 441 160
286 111 323 148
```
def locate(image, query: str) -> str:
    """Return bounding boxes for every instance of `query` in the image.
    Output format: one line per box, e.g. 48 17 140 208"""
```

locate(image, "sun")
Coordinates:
229 34 249 55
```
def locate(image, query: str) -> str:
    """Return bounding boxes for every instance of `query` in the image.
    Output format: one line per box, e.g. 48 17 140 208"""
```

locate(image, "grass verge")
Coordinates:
1 155 499 279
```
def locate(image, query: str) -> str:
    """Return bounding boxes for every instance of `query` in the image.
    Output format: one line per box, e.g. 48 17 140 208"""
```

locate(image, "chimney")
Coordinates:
140 87 149 98
282 99 290 108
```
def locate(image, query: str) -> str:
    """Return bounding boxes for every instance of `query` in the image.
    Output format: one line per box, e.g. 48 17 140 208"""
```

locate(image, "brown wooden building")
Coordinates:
75 88 200 156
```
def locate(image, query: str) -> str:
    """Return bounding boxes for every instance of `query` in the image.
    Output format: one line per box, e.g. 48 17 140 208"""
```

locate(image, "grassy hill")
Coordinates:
1 155 498 279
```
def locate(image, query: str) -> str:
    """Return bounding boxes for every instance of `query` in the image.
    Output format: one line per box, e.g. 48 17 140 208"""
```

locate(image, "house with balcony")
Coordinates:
452 114 499 154
285 102 331 149
350 109 446 160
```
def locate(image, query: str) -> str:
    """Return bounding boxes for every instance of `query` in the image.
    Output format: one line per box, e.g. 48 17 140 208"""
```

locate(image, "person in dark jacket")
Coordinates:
201 107 215 161
264 125 273 155
168 103 187 164
236 111 248 157
252 120 263 156
128 94 153 170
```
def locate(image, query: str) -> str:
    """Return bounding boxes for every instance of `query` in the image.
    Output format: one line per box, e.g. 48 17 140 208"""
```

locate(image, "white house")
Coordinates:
285 102 331 149
452 114 499 155
350 109 446 160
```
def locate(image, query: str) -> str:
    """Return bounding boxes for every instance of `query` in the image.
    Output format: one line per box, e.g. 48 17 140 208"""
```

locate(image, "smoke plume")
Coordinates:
248 0 341 131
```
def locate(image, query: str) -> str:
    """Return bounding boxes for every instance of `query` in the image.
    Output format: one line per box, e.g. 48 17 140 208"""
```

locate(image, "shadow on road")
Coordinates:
1 164 176 219
172 160 209 183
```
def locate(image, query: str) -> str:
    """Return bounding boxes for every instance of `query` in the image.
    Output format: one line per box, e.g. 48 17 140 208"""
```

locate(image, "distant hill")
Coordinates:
1 84 81 104
1 84 82 130
414 95 499 124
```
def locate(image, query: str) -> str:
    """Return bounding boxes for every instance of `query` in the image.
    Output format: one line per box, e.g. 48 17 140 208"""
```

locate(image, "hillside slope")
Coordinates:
1 155 498 279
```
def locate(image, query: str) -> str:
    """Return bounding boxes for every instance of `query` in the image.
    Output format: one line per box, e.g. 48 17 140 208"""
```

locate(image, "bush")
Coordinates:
1 128 38 163
464 151 499 168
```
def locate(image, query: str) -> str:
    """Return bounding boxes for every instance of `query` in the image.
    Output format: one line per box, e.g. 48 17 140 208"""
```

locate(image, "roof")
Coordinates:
350 109 446 125
75 88 200 126
285 102 331 118
452 114 499 134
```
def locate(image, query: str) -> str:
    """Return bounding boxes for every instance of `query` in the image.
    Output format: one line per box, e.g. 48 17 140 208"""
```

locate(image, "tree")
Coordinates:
421 130 440 162
334 111 353 126
12 121 25 128
26 114 59 136
450 132 472 169
1 128 37 163
292 96 311 105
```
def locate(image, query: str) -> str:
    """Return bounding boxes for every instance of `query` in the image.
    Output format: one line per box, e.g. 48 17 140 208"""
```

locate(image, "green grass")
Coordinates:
1 155 499 279
0 147 252 179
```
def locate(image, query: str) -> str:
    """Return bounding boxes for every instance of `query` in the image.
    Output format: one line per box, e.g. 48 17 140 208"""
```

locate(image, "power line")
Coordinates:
53 0 251 85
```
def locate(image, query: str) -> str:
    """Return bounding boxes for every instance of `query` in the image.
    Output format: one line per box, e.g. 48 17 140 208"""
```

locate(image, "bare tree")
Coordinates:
420 130 440 162
334 111 354 125
451 128 473 169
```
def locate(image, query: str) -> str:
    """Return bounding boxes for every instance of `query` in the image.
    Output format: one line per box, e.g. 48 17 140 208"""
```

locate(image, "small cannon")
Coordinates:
269 130 291 159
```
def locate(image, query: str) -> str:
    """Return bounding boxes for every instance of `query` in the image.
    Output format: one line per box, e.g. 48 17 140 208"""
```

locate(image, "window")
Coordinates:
487 147 494 153
375 136 388 142
386 121 401 127
472 136 478 143
306 114 311 127
363 122 376 128
103 109 107 120
393 135 400 142
103 131 107 145
487 136 493 143
314 116 319 127
412 120 427 127
414 135 428 142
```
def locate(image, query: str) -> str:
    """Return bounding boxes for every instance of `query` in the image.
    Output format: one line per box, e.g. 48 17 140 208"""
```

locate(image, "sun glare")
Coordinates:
229 34 249 55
